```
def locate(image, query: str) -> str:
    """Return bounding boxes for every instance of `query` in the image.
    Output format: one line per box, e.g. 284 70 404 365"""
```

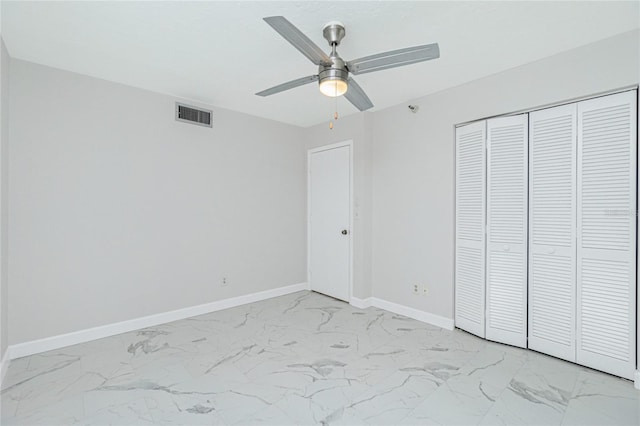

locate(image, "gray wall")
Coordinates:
8 60 307 345
0 39 8 358
370 30 639 320
304 113 373 300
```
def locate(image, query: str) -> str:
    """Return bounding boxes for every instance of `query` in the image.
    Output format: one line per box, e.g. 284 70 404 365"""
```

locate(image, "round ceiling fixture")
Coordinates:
319 77 348 97
318 55 348 97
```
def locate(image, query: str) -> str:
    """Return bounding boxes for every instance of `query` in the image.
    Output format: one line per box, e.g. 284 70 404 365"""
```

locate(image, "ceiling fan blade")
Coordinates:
344 78 374 111
347 43 440 75
256 75 319 97
263 16 330 66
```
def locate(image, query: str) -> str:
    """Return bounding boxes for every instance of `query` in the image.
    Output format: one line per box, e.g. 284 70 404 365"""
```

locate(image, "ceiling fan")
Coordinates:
256 16 440 111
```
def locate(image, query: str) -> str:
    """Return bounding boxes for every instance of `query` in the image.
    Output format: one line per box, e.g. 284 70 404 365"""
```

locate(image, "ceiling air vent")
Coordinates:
175 102 212 127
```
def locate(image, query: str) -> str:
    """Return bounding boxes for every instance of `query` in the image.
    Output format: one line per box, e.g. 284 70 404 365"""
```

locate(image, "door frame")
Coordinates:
307 140 354 303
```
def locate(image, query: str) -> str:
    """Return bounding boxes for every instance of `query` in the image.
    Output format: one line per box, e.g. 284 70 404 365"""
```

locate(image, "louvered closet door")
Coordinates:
455 121 486 338
486 115 528 347
577 91 637 379
528 104 577 362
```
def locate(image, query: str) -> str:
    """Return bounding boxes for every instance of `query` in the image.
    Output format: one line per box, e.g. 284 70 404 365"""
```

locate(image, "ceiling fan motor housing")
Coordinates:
318 55 349 96
318 56 348 83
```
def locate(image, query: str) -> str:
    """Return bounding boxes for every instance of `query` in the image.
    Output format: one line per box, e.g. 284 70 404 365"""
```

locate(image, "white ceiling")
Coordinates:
2 1 639 127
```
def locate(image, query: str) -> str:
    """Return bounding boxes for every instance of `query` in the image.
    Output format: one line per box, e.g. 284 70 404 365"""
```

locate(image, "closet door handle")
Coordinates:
547 247 556 254
503 245 510 251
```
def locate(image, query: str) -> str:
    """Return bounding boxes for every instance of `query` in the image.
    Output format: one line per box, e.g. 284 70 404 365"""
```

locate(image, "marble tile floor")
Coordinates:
1 290 638 425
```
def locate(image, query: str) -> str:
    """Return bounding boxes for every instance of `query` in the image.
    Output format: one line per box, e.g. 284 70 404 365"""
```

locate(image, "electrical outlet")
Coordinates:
423 286 429 296
413 284 419 294
221 276 228 287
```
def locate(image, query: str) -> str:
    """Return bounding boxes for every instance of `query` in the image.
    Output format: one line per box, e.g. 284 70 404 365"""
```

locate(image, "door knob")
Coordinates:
341 230 348 235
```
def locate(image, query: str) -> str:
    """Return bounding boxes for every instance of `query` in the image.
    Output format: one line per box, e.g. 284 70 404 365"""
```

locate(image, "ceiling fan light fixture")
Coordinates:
318 59 349 97
319 77 348 97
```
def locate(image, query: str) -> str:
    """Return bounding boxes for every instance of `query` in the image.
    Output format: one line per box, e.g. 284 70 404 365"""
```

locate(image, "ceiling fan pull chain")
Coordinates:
329 93 337 129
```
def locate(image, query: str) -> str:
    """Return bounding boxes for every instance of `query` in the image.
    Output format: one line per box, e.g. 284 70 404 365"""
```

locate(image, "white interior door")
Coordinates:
309 143 351 302
528 103 577 362
486 114 528 348
577 91 637 379
455 121 487 338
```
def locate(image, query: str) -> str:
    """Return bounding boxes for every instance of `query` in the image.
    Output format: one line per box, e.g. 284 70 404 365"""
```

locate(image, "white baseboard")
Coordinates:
371 297 454 330
8 282 308 360
635 370 640 390
349 295 454 330
350 297 372 309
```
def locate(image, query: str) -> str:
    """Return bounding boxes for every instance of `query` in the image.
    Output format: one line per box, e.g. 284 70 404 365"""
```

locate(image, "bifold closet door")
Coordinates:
528 104 577 362
455 121 486 338
485 115 528 347
577 91 637 379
